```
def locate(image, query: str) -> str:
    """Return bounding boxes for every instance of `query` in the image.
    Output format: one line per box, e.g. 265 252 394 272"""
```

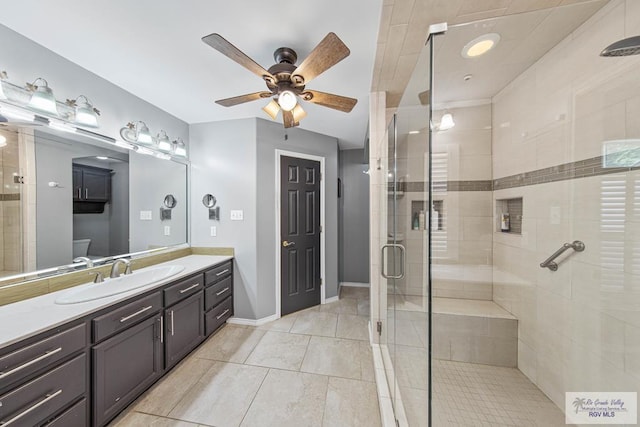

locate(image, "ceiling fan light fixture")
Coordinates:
292 104 307 122
263 99 280 120
277 90 297 111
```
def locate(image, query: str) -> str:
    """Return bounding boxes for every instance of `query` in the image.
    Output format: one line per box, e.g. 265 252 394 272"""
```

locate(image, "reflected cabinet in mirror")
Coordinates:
0 125 188 281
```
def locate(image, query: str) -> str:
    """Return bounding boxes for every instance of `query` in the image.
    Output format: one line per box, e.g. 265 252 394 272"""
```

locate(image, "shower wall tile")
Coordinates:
491 0 640 416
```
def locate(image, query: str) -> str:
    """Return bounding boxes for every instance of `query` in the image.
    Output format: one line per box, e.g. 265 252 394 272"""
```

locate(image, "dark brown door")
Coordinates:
281 155 321 316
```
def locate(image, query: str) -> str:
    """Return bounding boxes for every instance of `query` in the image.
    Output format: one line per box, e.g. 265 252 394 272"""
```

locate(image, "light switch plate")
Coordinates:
230 210 243 221
164 226 171 236
140 210 152 220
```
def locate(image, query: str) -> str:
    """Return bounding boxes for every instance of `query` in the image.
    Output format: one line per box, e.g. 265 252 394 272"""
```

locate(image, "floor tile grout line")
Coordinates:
236 367 271 427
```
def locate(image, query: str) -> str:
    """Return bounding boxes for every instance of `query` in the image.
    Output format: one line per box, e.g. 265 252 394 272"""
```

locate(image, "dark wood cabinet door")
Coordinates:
82 168 110 201
165 292 204 369
92 314 163 427
72 166 82 201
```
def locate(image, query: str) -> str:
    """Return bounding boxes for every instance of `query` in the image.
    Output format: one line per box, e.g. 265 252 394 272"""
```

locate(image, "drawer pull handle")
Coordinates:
0 389 63 426
120 305 153 323
179 283 200 294
0 347 62 379
216 309 230 320
215 287 230 296
215 269 230 277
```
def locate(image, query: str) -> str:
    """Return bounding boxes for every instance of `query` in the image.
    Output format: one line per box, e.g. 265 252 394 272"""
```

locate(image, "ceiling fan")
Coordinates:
201 32 357 128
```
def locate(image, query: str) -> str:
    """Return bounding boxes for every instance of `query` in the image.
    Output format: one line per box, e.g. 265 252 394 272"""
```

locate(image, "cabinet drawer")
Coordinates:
0 354 86 427
0 324 86 391
204 261 232 286
92 292 162 343
204 275 232 311
205 296 233 336
164 274 204 307
43 397 87 427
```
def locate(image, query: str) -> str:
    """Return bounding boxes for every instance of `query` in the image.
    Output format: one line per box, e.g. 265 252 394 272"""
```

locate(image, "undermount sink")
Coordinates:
55 265 186 304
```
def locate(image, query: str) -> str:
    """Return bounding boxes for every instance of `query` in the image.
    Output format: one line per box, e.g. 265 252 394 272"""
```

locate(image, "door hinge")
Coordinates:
13 176 24 184
319 225 322 233
320 278 323 285
376 321 382 335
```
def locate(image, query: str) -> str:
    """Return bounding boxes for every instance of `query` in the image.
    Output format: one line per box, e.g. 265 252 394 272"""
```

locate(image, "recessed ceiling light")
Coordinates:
462 33 500 59
409 130 420 135
96 156 108 160
464 74 473 81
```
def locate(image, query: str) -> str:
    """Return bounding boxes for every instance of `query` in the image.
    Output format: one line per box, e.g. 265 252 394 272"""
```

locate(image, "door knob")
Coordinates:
282 240 296 247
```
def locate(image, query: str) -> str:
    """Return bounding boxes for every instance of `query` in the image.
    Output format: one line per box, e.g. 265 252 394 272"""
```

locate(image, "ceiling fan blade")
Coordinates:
302 90 357 113
290 33 350 86
215 92 272 107
282 110 298 128
262 100 280 119
202 33 275 83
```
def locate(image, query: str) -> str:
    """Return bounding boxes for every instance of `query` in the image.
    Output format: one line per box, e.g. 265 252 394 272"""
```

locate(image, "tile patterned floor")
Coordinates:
429 359 569 427
109 286 379 427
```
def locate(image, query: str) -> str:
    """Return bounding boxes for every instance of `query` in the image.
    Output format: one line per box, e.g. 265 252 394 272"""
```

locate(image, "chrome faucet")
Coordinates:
73 256 94 268
110 259 132 278
90 271 104 283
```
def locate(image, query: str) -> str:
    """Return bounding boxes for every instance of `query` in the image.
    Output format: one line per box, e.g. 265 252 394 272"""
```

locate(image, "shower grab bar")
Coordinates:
381 244 405 279
540 240 585 271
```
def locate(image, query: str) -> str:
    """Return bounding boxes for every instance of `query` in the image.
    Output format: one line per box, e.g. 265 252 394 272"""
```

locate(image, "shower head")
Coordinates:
600 35 640 57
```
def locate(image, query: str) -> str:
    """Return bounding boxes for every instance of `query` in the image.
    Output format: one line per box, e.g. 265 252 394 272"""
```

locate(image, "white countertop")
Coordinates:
0 255 233 350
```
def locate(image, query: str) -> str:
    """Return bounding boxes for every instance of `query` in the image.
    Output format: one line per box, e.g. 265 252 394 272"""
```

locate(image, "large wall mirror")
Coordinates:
0 124 188 282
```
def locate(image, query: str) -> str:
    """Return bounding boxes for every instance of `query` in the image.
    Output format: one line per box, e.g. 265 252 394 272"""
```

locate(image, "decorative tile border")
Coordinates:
398 155 639 193
0 193 20 201
493 155 639 190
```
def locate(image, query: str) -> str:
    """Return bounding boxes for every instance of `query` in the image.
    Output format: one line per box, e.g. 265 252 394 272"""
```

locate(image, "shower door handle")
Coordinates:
381 244 406 279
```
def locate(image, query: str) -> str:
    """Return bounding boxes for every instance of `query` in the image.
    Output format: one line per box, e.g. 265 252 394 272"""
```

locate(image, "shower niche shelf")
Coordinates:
496 197 523 235
410 200 443 231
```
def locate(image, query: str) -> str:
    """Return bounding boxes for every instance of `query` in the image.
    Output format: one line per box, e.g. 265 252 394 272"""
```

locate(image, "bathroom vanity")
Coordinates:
0 255 233 426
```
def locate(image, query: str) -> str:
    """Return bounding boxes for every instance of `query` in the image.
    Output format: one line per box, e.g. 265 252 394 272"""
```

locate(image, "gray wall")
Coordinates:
256 119 340 317
129 153 188 251
190 118 257 319
190 118 339 320
338 149 370 283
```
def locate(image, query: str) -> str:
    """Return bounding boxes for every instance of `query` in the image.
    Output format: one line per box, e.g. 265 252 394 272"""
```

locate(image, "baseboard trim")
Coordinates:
340 281 370 288
324 296 339 304
228 314 278 327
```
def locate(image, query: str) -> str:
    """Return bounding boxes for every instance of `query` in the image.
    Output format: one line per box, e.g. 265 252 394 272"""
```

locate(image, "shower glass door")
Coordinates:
380 33 433 427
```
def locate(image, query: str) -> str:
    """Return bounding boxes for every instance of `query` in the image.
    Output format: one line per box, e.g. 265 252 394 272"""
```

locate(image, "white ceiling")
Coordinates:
0 1 383 149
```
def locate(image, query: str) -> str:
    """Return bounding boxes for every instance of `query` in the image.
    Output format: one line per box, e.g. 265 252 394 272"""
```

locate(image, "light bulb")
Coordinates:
74 97 99 127
156 130 172 151
277 90 297 112
439 113 455 131
136 122 153 144
28 79 58 115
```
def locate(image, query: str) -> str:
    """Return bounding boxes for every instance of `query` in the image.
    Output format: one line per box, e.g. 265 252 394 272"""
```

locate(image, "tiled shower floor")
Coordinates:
430 359 569 427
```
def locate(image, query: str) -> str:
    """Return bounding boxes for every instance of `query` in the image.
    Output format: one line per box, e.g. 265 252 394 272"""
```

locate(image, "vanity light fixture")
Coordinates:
156 130 172 152
438 112 455 131
461 33 500 59
66 95 100 128
48 118 77 134
120 121 153 145
0 71 7 100
0 104 35 122
26 78 58 115
172 138 187 157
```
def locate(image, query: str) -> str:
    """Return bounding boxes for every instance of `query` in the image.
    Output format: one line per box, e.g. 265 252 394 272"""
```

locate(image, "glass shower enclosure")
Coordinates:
376 1 640 425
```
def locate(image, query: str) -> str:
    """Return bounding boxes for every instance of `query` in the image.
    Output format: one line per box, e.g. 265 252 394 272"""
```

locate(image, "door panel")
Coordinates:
281 156 321 315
